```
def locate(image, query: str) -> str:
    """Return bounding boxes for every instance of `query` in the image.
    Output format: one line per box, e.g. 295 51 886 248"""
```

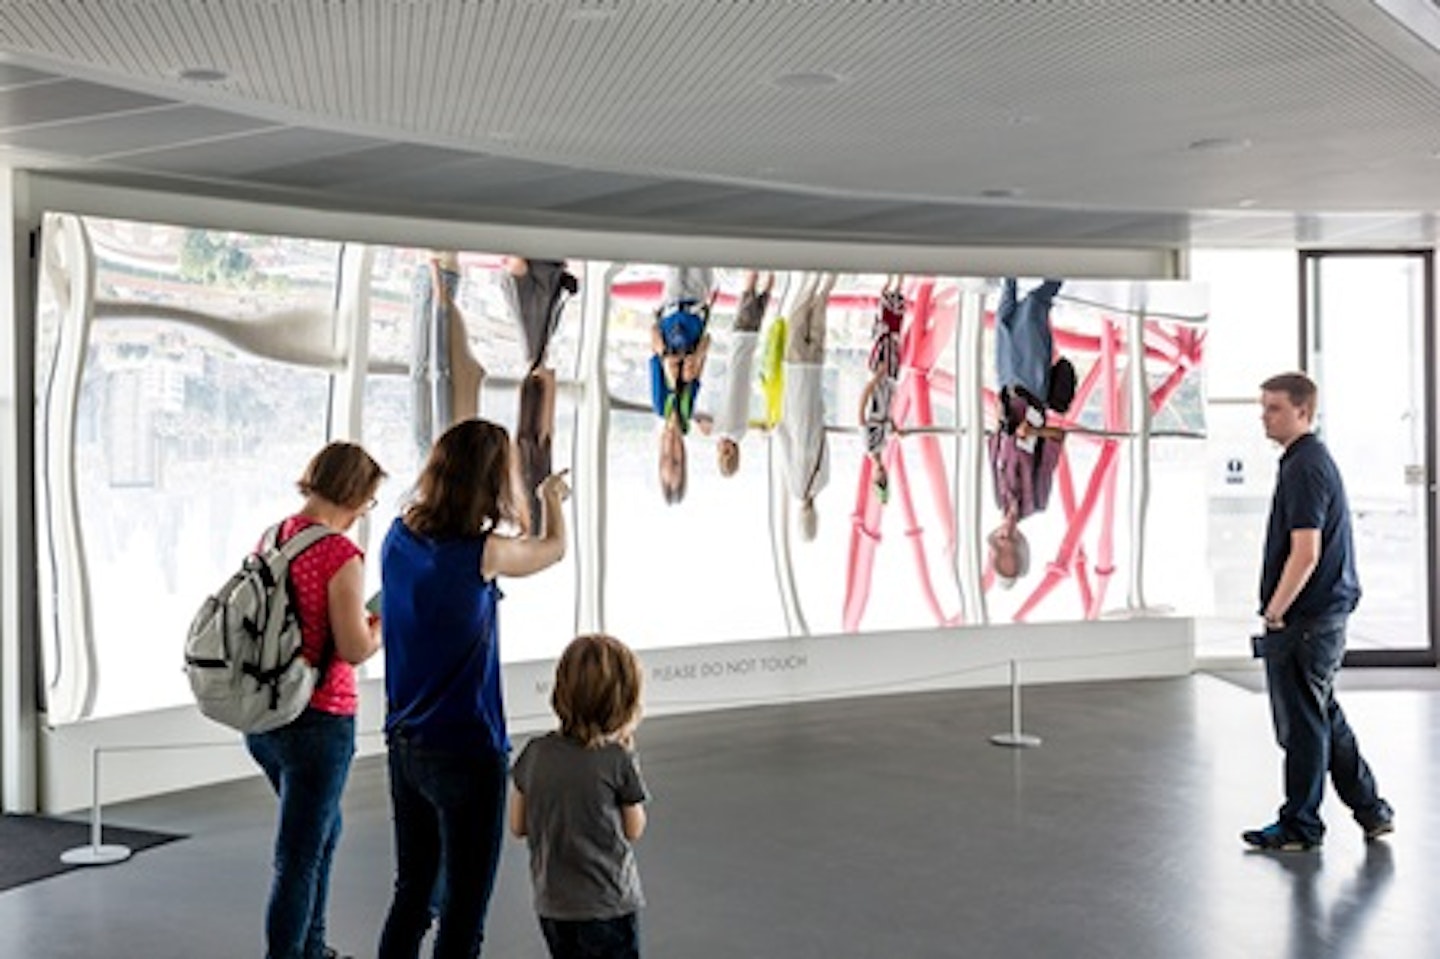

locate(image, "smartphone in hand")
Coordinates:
366 591 383 616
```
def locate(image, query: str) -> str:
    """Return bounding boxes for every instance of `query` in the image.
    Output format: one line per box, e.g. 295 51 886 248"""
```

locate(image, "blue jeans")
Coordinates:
540 913 641 959
378 736 508 959
1262 615 1392 843
245 708 356 959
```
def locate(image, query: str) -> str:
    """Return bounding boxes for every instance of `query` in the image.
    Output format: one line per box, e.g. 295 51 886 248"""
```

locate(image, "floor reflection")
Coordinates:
1263 842 1395 959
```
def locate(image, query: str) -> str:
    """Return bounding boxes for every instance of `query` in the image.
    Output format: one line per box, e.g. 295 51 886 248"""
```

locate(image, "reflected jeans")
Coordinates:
245 708 356 959
378 736 507 959
1262 615 1391 843
994 278 1062 403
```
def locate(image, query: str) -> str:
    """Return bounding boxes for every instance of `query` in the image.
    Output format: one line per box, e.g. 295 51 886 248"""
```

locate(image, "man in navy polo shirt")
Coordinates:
1243 372 1395 852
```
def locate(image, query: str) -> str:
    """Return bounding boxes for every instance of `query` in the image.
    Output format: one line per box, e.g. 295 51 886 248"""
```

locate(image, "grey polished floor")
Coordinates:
1 671 1436 959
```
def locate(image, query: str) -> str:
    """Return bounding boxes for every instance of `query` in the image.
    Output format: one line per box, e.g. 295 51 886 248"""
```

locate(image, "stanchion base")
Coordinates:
990 732 1043 748
60 844 132 866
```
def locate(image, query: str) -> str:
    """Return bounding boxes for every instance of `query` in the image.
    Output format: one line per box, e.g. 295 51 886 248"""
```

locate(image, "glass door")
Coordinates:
1302 250 1436 665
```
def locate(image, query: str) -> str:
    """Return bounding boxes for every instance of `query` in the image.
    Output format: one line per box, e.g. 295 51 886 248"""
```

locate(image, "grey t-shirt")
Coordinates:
512 731 649 920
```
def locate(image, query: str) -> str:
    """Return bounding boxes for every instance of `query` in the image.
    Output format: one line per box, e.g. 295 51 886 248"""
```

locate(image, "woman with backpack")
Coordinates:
244 440 387 959
377 418 570 959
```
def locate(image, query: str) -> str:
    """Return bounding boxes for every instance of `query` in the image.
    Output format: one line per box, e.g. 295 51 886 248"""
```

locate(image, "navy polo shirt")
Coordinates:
1259 433 1361 620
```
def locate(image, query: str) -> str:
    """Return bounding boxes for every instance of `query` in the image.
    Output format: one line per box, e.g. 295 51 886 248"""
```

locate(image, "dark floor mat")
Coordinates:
1203 666 1440 695
0 814 184 892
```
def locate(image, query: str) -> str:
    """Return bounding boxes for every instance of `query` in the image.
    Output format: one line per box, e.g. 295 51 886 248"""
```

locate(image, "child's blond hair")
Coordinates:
551 634 643 748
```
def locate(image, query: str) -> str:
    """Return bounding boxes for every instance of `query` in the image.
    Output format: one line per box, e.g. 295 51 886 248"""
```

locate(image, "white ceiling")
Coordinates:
3 0 1440 250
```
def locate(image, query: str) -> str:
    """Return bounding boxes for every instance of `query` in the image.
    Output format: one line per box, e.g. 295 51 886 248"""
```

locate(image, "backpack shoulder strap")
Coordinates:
259 522 284 552
271 521 343 680
276 522 337 561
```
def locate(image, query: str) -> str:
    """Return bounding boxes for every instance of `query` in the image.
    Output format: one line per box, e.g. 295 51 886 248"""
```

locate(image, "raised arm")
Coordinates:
481 471 570 580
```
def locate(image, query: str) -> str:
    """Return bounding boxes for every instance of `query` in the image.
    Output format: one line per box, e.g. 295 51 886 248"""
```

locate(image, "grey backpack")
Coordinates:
184 523 335 733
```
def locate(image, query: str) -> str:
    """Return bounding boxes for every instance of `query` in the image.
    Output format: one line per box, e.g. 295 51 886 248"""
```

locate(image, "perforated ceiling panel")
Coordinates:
2 1 1440 247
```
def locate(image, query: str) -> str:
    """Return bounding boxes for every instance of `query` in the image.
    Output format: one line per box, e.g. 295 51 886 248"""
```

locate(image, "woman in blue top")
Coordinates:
378 418 570 959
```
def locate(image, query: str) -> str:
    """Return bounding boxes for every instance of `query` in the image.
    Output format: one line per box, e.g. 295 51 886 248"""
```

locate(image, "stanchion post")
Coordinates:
60 746 131 866
990 659 1042 748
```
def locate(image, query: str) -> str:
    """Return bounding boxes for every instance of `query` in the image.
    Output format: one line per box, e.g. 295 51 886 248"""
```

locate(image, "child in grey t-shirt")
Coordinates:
511 634 649 959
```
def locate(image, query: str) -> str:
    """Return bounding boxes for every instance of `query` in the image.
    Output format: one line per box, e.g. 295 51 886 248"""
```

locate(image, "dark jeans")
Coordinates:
378 737 508 959
245 708 356 959
540 914 641 959
1262 615 1392 843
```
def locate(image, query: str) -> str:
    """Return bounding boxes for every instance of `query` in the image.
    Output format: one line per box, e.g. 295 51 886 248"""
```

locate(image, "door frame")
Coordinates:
1299 248 1438 667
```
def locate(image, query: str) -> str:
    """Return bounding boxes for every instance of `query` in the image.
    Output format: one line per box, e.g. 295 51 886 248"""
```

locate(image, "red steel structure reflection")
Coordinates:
612 273 1205 630
978 307 1206 621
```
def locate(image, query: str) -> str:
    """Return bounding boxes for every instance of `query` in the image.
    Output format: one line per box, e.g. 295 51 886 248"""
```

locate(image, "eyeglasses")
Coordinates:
364 497 378 512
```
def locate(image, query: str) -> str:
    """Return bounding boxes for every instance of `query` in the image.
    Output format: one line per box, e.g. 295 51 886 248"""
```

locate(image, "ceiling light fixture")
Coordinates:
1187 136 1252 154
772 71 842 89
980 188 1023 199
175 67 228 83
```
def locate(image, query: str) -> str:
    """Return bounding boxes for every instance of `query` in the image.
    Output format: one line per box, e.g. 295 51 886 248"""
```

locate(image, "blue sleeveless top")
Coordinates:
380 517 508 754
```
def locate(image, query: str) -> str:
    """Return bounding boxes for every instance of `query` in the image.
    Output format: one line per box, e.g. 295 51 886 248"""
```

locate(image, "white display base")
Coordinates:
39 616 1193 812
60 844 131 865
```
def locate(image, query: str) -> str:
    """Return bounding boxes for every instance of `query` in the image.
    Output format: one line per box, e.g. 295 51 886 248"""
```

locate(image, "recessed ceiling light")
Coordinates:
175 67 228 83
1236 197 1259 208
772 71 842 89
1187 136 1251 154
980 188 1023 199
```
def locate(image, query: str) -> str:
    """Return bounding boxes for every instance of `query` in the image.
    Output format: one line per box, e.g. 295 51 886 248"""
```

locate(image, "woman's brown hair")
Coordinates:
405 418 523 538
551 634 643 748
297 441 386 510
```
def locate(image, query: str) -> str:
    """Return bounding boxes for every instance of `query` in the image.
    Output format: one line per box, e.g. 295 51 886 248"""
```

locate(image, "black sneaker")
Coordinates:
1361 815 1395 842
1242 823 1320 852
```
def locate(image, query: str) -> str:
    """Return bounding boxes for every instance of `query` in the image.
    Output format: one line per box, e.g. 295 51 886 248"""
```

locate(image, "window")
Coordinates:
38 215 342 719
34 213 1215 723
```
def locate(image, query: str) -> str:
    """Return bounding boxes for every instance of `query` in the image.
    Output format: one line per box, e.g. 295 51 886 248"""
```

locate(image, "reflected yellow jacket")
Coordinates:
759 316 787 428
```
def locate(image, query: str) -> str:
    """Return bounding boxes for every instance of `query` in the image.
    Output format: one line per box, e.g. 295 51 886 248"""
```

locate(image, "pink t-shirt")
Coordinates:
276 515 363 716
